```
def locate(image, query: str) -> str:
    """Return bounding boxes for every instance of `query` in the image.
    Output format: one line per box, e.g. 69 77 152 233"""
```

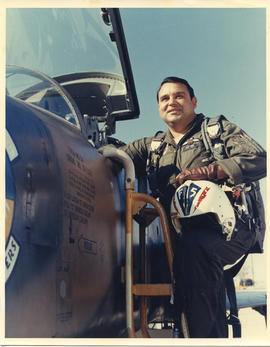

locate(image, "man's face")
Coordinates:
158 82 197 128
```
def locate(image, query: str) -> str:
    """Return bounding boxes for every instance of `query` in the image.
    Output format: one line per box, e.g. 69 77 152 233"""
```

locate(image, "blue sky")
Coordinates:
115 8 266 149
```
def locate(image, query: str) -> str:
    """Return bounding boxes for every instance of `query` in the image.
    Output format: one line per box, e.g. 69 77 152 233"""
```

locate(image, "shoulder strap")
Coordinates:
149 131 166 152
146 131 167 198
201 115 227 161
201 117 213 160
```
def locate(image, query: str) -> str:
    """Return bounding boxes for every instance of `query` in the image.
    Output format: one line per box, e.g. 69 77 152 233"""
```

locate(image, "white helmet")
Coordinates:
170 180 235 241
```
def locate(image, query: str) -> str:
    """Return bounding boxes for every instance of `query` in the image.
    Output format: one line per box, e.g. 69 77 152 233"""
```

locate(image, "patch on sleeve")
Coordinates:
231 131 261 151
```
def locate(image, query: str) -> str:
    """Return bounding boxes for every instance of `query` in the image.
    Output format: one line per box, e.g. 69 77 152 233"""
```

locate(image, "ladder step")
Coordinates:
133 283 171 296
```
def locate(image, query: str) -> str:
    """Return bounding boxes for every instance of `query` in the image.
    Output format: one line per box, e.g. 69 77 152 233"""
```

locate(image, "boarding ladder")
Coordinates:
102 148 189 338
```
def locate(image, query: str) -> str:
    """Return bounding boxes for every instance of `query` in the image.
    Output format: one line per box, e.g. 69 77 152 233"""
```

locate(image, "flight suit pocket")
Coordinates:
158 147 179 191
179 138 209 169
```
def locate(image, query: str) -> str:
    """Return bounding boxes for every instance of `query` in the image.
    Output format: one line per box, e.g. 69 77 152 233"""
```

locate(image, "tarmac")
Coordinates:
135 306 267 339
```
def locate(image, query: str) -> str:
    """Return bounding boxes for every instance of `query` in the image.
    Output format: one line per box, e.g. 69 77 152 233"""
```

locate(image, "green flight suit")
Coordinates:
118 113 266 337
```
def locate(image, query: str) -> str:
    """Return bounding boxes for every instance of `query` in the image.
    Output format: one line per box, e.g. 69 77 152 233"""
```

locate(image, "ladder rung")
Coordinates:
133 283 171 296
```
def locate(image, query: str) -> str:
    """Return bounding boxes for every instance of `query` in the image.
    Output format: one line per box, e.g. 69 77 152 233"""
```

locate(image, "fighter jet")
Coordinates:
5 7 266 339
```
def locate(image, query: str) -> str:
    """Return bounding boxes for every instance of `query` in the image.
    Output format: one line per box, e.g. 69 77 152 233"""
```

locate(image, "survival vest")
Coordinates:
146 116 266 254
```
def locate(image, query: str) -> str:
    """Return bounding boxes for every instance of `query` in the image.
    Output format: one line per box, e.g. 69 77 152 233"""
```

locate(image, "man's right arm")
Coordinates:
118 137 151 177
99 137 151 178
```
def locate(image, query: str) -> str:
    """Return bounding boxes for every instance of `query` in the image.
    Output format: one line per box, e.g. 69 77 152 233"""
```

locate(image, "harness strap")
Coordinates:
201 117 214 161
146 132 167 198
201 116 248 338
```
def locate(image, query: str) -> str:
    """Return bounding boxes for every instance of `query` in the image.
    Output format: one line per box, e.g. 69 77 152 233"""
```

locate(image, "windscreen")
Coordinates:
6 8 123 77
6 8 139 122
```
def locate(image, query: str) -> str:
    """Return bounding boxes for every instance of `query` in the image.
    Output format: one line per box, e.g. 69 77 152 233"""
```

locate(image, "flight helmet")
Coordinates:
170 180 235 240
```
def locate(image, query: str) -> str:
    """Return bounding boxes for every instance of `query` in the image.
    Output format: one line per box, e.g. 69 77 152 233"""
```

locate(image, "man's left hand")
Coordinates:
175 163 227 186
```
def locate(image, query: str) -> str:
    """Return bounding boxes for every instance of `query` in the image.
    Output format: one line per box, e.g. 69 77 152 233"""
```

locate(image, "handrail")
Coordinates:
102 147 135 190
101 148 176 337
132 193 173 273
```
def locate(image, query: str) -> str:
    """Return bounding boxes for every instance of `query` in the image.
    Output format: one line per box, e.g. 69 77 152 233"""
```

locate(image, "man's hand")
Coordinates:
175 163 227 186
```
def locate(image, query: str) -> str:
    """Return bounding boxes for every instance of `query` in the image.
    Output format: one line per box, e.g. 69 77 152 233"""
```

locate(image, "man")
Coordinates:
113 77 266 337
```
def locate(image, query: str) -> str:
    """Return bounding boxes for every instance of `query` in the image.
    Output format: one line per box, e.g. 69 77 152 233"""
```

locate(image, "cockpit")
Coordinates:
6 8 139 146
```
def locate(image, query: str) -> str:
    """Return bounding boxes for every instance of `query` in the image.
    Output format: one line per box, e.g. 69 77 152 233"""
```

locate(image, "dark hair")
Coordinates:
157 76 195 101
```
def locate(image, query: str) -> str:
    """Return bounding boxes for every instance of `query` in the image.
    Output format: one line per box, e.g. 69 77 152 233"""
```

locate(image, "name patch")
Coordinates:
182 138 200 152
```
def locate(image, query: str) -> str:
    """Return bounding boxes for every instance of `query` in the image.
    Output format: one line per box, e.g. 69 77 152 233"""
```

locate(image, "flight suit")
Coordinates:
119 113 266 337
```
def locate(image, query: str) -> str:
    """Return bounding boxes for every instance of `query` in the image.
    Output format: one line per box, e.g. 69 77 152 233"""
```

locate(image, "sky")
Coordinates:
116 8 266 147
2 3 268 284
